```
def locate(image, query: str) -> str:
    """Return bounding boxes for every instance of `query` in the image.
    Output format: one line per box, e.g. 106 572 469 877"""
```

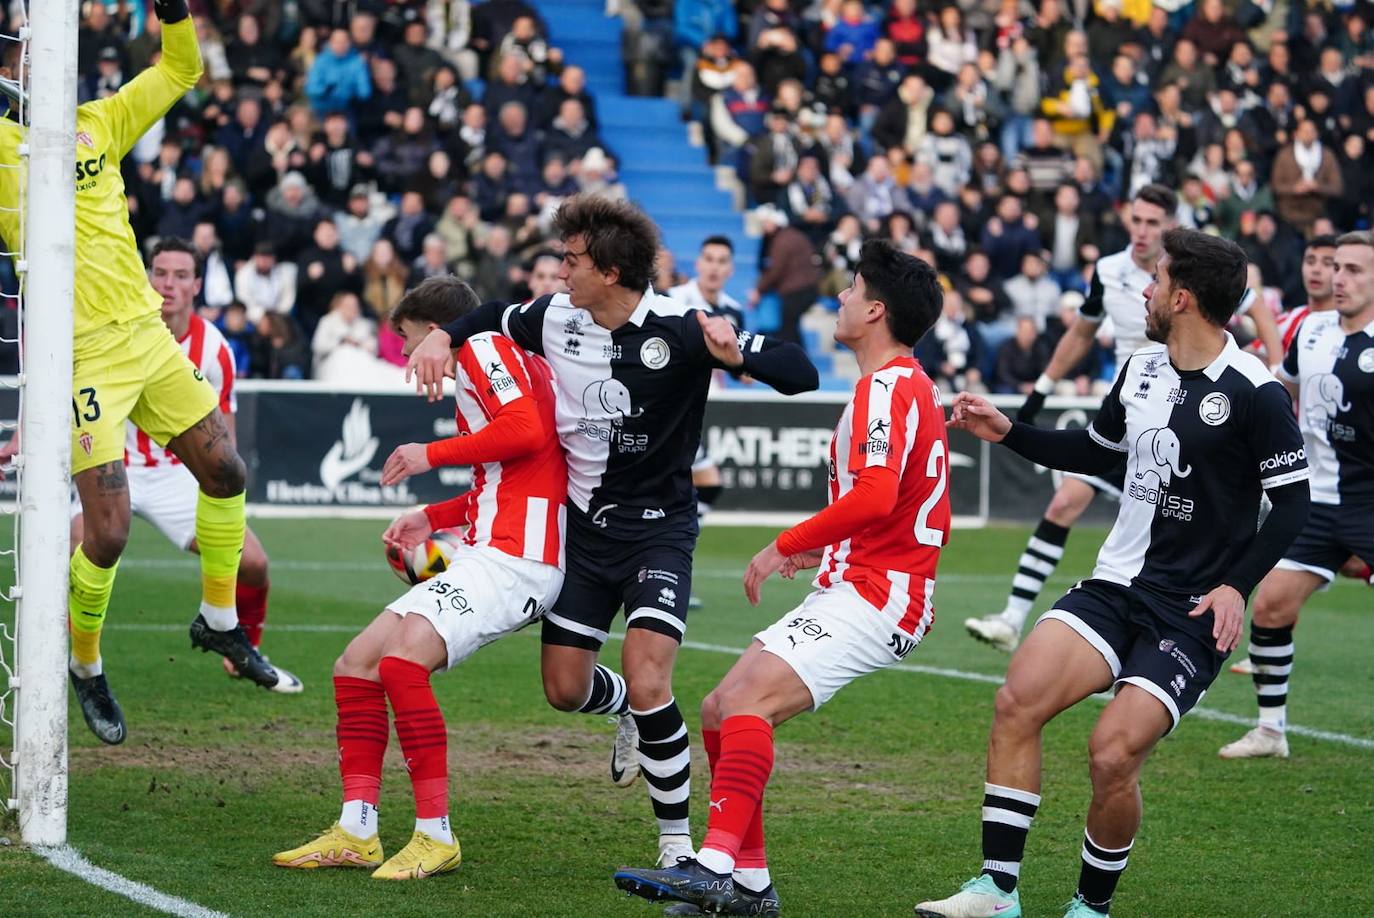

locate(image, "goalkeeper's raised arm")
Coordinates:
93 0 203 159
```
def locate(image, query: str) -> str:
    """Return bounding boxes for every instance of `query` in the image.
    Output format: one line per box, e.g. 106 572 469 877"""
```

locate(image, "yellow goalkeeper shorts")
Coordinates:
70 313 218 475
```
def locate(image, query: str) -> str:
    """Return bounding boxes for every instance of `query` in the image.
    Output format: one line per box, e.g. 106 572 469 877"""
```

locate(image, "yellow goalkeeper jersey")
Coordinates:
0 18 202 339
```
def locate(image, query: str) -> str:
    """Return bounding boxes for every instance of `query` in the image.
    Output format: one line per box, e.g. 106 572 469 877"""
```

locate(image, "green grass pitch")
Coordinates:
1 519 1370 916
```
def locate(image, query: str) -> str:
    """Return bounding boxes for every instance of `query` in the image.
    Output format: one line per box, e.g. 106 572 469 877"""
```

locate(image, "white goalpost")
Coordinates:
2 0 78 847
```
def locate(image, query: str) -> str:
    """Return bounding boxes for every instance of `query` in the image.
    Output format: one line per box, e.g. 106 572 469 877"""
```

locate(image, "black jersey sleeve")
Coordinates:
439 295 550 356
1279 322 1301 382
683 315 819 394
1000 422 1123 475
1220 480 1309 597
1248 380 1309 490
1088 357 1132 449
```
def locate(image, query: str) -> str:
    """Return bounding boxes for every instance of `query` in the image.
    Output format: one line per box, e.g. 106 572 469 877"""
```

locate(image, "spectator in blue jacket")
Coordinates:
305 29 371 116
674 0 738 113
980 194 1042 279
826 0 881 65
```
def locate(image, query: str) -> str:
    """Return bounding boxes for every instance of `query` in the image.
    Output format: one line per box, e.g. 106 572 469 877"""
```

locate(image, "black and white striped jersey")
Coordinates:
467 290 817 537
1279 311 1374 506
1086 335 1309 596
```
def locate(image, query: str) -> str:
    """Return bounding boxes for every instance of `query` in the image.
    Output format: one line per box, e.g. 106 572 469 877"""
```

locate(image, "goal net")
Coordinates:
1 0 78 847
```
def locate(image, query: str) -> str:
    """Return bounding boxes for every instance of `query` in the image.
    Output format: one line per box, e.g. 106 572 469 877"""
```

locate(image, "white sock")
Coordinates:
1002 598 1032 629
734 866 771 892
69 655 102 679
416 815 453 844
338 800 378 839
1257 705 1286 734
696 846 734 875
199 602 239 632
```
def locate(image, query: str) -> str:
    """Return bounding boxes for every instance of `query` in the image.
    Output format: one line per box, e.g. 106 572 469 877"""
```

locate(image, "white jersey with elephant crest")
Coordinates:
1083 336 1308 596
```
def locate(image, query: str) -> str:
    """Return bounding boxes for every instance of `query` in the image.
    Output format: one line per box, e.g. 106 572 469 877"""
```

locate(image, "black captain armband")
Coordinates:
153 0 190 24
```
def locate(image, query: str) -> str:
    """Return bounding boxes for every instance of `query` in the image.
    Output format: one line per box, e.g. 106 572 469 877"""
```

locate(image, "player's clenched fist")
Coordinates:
698 310 744 368
949 392 1012 442
380 443 432 486
405 328 455 402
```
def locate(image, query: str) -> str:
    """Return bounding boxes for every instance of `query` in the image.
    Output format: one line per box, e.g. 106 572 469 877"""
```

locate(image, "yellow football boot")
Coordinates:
272 824 383 869
370 830 462 880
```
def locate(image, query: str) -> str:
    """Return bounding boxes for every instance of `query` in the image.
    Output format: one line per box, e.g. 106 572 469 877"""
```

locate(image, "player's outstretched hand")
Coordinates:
405 328 455 402
381 443 432 486
1188 585 1245 653
744 539 787 606
382 509 433 551
780 548 824 580
698 311 744 368
949 392 1012 442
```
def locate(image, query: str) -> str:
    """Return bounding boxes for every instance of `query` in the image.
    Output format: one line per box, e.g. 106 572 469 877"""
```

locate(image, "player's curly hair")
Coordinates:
855 240 942 347
390 274 480 331
1161 228 1247 327
553 194 659 293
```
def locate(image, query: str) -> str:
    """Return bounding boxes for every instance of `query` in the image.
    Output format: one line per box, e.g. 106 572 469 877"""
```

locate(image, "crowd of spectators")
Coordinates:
630 0 1373 390
1 0 1371 389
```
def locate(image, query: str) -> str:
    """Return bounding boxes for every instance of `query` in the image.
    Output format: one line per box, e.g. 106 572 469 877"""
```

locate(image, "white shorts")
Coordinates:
755 583 921 710
386 543 564 671
70 462 201 550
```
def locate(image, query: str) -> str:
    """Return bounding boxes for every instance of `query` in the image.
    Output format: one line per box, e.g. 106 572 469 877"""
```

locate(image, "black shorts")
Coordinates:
541 511 697 651
1276 502 1374 584
1040 578 1224 731
1066 455 1128 499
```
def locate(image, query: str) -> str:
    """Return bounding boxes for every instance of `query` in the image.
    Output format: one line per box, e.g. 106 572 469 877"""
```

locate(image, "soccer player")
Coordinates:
68 239 301 693
406 196 818 865
1219 231 1374 760
611 241 948 916
963 186 1278 653
273 276 566 879
914 228 1309 918
0 0 265 745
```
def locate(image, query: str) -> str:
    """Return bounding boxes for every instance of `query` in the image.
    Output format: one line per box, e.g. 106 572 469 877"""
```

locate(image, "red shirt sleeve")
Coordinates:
777 465 900 556
425 335 547 467
424 491 475 531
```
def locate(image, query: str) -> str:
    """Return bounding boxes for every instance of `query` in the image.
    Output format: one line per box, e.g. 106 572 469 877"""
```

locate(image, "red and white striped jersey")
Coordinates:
453 331 567 567
125 313 235 468
814 356 950 636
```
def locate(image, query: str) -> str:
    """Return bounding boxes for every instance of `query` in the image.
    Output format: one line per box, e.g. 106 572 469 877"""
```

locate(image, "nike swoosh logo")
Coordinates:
415 854 459 878
994 905 1015 912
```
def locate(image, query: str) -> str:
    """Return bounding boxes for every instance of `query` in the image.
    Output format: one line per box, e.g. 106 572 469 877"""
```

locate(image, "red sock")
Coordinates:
378 656 448 819
334 676 387 805
701 715 773 861
704 726 766 868
236 581 269 647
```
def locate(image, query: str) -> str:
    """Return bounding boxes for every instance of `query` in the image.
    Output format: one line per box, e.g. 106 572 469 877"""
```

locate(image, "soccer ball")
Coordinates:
385 529 465 585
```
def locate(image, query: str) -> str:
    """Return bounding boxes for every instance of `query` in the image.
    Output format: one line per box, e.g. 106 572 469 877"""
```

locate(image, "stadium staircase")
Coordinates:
527 0 757 305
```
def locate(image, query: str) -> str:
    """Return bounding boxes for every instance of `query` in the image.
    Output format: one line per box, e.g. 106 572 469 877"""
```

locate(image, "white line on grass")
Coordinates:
36 845 228 918
105 624 1374 750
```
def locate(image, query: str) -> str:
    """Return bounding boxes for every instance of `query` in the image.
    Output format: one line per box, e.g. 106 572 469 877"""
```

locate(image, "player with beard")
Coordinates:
916 229 1308 918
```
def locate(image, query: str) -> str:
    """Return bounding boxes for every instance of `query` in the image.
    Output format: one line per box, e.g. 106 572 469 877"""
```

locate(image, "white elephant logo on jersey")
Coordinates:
582 379 643 421
1305 373 1350 432
319 398 380 489
1132 427 1192 489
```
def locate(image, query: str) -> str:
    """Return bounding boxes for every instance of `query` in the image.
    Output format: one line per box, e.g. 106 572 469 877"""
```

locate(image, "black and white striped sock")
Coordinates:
578 664 630 716
1077 830 1133 912
1003 519 1069 629
1250 623 1293 733
632 697 691 837
981 783 1041 893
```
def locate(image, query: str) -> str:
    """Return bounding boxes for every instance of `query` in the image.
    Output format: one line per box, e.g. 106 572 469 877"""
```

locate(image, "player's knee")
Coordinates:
626 674 672 713
334 644 378 681
1252 587 1299 628
1087 730 1143 789
80 520 129 568
203 451 247 498
1046 489 1089 526
699 691 723 731
543 676 589 712
992 681 1046 732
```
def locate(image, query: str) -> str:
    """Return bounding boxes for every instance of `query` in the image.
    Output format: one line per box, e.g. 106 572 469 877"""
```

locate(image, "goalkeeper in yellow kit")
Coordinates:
0 0 277 745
